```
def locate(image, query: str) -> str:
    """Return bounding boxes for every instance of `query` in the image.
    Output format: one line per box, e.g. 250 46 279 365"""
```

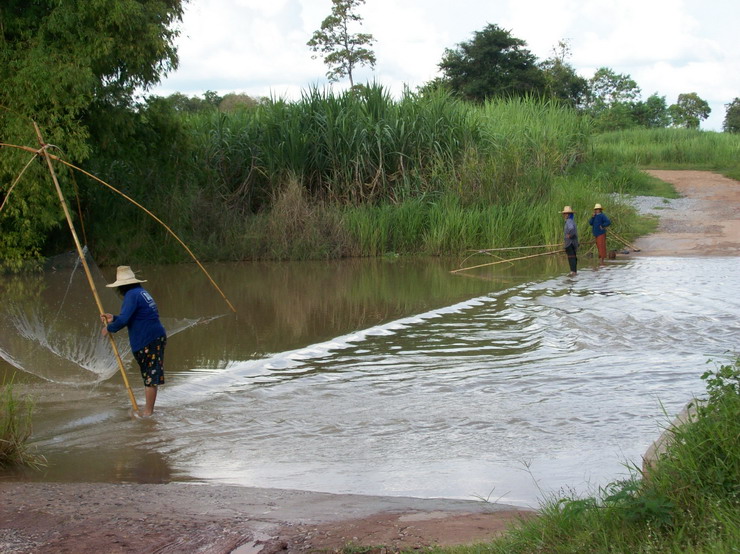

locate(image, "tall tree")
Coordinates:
0 0 185 269
587 67 641 109
307 0 376 88
438 24 545 102
539 40 588 108
723 98 740 133
585 67 641 130
669 93 711 129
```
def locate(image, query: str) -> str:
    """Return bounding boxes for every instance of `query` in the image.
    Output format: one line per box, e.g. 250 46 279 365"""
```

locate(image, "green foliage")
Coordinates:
77 86 597 263
307 0 376 88
585 67 644 131
587 67 642 108
438 24 546 102
591 127 740 173
723 97 740 133
538 41 589 108
218 93 260 113
165 90 223 113
633 93 671 128
669 92 711 129
0 378 45 469
0 0 185 269
601 479 675 526
701 359 740 412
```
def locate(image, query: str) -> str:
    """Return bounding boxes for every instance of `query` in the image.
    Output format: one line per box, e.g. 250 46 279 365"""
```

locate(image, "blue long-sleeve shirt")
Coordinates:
564 216 579 248
588 212 611 237
107 286 166 352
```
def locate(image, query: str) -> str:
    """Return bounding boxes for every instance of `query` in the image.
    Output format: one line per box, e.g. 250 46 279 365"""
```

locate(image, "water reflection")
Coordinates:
4 445 175 485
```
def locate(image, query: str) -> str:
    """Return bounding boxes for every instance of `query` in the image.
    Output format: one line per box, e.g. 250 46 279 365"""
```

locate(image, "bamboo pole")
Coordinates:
0 141 236 313
466 243 561 253
0 152 39 214
451 248 562 273
33 123 139 413
611 232 641 251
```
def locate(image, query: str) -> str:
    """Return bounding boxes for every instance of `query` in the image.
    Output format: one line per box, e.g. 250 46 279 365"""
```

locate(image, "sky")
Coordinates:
150 0 740 131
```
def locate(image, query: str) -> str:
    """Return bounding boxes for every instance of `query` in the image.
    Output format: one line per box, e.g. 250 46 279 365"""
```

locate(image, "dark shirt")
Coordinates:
107 286 166 352
588 212 611 237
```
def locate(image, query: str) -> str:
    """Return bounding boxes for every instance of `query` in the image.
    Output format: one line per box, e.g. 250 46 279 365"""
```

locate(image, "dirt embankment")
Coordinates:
2 171 739 553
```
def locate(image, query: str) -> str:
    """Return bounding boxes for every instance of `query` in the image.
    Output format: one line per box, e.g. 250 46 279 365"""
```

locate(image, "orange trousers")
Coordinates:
596 233 607 260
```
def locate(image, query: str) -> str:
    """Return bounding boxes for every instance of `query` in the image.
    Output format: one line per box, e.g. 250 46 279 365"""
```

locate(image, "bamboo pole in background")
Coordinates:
451 248 563 273
611 232 641 251
0 141 236 314
466 243 561 253
33 122 139 413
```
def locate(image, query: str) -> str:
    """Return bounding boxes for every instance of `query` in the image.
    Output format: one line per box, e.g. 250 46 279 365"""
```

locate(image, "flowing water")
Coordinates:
1 255 738 507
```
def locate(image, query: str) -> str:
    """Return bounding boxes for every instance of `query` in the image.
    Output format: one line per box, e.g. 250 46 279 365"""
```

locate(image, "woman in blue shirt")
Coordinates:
588 203 611 264
101 266 167 417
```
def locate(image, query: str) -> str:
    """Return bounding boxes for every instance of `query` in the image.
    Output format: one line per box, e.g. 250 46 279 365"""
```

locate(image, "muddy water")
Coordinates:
2 255 738 507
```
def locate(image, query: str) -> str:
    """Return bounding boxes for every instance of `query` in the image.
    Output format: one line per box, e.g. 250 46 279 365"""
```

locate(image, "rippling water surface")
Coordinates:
2 256 738 507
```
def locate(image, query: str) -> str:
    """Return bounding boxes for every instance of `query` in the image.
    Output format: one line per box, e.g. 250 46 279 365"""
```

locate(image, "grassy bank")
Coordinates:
425 357 740 554
77 88 603 264
0 379 44 469
591 128 740 180
46 91 737 264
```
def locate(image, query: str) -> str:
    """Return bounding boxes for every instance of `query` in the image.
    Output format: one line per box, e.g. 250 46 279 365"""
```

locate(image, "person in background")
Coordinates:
589 203 612 265
561 206 579 276
101 266 167 417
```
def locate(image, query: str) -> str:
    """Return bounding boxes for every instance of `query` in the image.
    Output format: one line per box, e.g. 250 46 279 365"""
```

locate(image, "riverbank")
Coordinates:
0 482 534 553
1 170 738 553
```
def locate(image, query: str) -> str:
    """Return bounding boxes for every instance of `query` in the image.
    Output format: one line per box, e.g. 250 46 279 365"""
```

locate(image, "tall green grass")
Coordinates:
0 379 45 469
592 128 740 174
79 85 600 263
187 85 480 209
28 87 740 264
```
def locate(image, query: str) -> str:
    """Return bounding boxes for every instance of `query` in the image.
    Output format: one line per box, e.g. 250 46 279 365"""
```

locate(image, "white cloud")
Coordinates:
153 0 740 130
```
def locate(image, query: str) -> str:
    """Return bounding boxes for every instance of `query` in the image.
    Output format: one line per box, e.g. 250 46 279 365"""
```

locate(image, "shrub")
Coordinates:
0 379 45 469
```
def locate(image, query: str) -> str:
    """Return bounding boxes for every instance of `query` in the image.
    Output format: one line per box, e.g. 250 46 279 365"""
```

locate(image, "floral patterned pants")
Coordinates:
134 336 166 387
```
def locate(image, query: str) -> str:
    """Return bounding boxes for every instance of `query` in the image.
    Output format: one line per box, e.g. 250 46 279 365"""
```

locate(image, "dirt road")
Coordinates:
633 170 740 256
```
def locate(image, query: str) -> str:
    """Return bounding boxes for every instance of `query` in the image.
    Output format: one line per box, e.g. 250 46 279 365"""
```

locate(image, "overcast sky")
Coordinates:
150 0 740 131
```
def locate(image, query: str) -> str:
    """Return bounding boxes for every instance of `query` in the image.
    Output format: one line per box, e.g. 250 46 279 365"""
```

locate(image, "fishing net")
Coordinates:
0 248 210 385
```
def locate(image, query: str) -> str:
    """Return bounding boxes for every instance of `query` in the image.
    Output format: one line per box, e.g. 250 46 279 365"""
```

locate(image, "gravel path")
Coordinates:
623 170 740 256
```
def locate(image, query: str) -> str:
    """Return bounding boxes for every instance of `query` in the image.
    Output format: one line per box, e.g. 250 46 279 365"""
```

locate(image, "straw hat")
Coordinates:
560 206 574 214
593 203 603 210
106 266 147 288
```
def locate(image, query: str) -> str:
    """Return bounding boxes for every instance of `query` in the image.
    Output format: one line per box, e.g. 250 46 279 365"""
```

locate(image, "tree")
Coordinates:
0 0 184 269
438 24 545 102
307 0 376 88
587 67 641 109
539 40 588 108
722 98 740 133
633 93 671 128
669 93 711 129
219 93 259 112
165 91 222 113
585 67 642 130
